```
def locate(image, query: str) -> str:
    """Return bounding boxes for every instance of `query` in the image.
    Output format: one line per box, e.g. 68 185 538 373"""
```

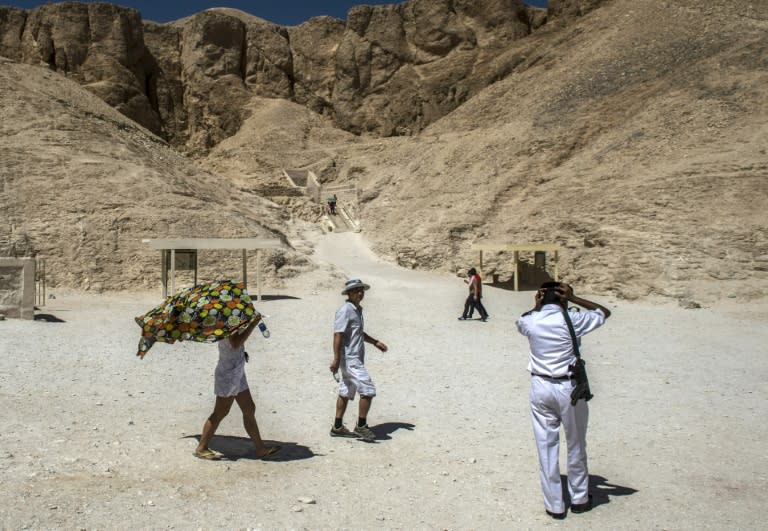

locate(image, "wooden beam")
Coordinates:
143 238 283 250
470 242 561 253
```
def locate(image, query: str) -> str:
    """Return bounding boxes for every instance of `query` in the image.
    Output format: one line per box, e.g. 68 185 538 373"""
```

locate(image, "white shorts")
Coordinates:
214 353 249 397
338 359 376 400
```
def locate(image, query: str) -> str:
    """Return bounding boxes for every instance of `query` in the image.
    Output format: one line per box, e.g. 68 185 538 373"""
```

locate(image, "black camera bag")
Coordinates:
563 308 594 405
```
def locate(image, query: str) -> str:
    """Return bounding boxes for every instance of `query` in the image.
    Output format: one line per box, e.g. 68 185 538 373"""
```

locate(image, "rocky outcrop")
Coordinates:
330 0 544 134
0 7 25 60
0 3 164 135
288 17 346 116
0 1 552 152
547 0 607 20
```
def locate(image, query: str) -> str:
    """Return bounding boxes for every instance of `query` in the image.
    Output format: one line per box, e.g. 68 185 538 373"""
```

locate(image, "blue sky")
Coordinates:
5 1 548 26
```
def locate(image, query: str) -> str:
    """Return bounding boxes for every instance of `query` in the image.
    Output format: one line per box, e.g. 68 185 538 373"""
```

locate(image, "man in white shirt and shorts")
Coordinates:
329 278 388 441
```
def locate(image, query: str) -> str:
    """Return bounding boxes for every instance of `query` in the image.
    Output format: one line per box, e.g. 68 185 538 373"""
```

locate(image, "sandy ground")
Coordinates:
1 231 767 529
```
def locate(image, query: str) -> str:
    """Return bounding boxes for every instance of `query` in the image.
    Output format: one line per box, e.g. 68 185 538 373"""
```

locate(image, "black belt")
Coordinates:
531 372 572 381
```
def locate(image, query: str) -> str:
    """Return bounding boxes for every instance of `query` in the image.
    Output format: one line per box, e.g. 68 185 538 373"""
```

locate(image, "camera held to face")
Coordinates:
541 282 563 306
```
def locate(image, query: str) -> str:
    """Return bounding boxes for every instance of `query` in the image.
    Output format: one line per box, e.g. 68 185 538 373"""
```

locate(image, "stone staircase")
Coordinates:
282 168 360 233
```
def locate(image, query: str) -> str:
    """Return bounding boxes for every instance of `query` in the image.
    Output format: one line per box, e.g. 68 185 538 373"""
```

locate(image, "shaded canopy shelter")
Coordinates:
470 242 561 291
142 238 284 300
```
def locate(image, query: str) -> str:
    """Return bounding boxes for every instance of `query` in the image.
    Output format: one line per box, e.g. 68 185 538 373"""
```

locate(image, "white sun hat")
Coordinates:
341 278 371 294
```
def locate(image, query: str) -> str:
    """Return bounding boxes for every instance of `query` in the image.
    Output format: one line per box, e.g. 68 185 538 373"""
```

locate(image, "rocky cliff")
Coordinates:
0 0 559 154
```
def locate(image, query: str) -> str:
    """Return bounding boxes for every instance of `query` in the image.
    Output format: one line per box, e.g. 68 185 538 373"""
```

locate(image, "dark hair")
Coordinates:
540 281 563 305
468 268 477 276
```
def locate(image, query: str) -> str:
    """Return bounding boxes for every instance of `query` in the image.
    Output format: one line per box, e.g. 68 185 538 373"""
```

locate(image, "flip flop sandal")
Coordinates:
193 449 221 461
257 446 281 459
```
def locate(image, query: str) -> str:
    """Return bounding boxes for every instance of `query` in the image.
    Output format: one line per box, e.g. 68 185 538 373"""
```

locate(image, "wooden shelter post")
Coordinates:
514 251 520 291
161 250 167 298
170 249 176 296
256 250 262 301
242 249 248 290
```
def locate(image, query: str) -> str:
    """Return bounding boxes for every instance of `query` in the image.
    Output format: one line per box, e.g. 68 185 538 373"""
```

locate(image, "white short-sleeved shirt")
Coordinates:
516 304 606 377
334 301 365 364
214 338 249 397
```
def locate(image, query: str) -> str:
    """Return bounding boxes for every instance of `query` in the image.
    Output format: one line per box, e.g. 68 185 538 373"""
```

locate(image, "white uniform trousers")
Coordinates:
530 375 590 513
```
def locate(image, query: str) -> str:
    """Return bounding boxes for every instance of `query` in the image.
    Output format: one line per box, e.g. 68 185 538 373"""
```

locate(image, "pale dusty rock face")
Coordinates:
0 0 766 303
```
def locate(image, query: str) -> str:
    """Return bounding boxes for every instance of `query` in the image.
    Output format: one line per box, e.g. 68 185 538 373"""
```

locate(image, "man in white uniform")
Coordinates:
516 281 611 519
329 278 388 441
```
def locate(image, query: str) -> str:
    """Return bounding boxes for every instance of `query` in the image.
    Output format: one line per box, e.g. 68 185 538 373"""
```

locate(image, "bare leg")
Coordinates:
335 395 349 421
235 389 273 457
358 396 372 424
196 395 235 454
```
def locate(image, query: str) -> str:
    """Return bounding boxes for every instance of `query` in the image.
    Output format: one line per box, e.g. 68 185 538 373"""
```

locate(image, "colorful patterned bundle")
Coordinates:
135 279 259 358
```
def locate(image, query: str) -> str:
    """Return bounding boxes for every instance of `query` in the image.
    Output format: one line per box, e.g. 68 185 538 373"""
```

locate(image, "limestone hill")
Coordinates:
1 0 766 304
0 58 315 291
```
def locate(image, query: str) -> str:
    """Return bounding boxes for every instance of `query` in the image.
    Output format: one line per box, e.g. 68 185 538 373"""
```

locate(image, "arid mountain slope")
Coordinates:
323 0 768 302
0 58 313 291
1 0 766 303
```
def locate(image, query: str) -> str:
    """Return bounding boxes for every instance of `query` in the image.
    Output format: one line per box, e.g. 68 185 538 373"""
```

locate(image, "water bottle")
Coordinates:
257 320 270 338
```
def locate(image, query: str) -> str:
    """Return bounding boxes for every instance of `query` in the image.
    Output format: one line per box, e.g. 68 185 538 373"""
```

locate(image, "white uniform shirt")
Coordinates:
334 301 365 364
516 304 606 377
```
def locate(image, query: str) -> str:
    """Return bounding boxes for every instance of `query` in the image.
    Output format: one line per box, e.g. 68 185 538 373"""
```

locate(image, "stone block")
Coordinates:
0 258 36 320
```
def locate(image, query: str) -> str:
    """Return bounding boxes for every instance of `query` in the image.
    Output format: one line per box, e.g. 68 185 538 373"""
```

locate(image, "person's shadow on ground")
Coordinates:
34 313 66 322
370 422 415 441
183 435 316 462
589 474 638 506
560 474 638 507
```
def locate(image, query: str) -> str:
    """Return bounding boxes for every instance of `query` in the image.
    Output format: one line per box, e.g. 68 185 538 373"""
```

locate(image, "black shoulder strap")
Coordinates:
561 308 581 359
